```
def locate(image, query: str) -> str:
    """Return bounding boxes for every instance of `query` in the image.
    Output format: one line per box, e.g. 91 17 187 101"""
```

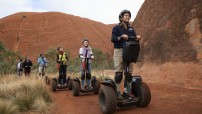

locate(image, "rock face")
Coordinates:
133 0 202 63
0 12 113 60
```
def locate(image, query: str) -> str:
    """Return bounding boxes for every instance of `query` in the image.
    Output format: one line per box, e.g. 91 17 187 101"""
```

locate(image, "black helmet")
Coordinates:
119 10 131 21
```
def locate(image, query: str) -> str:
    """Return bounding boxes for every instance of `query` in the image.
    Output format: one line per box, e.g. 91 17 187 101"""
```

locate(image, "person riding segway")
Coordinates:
72 38 100 96
50 47 73 92
98 10 151 114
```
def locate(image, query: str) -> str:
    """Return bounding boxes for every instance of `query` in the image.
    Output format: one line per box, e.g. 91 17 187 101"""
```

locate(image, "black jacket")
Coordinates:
111 24 137 48
23 60 32 69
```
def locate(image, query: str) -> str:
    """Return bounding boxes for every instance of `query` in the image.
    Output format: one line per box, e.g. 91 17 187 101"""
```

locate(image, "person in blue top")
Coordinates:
111 10 141 100
38 54 47 77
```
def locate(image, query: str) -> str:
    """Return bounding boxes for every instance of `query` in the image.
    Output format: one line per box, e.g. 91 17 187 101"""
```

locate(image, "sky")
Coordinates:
0 0 145 24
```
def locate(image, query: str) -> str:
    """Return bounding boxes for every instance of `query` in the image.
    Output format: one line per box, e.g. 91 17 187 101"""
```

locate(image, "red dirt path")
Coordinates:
49 83 202 114
48 62 202 114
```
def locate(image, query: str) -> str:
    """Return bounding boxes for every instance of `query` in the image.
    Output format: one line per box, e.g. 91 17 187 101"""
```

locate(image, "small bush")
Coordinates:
0 41 21 75
32 97 50 113
0 99 19 114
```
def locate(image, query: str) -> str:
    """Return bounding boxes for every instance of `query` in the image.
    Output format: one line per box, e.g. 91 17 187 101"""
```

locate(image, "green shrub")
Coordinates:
92 48 113 70
0 41 21 75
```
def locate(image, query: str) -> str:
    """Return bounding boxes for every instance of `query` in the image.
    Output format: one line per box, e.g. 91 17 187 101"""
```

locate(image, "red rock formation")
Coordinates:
0 12 113 60
132 0 202 63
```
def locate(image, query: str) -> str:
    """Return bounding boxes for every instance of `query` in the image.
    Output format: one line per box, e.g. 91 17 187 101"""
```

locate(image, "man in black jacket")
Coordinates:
23 57 33 76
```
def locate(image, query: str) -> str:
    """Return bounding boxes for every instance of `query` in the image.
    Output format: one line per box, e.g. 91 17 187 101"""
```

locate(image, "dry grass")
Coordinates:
0 99 19 114
0 74 52 113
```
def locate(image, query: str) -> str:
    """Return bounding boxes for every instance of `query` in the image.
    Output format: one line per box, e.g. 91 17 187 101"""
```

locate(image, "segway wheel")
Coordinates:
93 80 100 94
44 76 50 85
51 79 57 92
72 81 80 96
136 82 151 107
68 79 73 90
99 85 117 114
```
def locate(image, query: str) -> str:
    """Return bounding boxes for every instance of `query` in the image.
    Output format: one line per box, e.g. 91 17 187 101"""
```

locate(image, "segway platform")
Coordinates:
56 85 68 89
51 76 73 92
80 87 94 93
117 97 139 107
72 76 100 96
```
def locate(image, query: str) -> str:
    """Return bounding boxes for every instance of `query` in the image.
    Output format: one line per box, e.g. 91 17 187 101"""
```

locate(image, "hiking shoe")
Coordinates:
122 92 132 100
117 92 123 100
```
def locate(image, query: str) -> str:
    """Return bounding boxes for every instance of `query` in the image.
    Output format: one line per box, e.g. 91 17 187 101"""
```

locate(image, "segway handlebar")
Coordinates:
128 36 137 40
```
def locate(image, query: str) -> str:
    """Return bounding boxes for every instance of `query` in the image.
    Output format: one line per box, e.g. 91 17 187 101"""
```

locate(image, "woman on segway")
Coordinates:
56 47 69 87
111 10 141 100
79 38 94 90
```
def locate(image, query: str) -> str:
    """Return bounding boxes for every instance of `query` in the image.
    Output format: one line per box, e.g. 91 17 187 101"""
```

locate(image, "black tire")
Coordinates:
51 79 57 92
72 81 80 96
44 76 50 85
136 82 151 107
68 79 73 90
99 85 117 114
93 80 101 94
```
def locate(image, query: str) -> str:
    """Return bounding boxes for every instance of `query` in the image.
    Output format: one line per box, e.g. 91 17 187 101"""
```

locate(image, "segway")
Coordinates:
51 76 73 92
44 75 50 85
72 58 100 96
99 36 151 114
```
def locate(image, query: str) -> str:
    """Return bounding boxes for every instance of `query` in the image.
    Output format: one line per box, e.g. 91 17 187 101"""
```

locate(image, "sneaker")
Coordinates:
122 92 132 100
64 83 67 86
87 86 93 90
58 84 61 87
117 92 123 100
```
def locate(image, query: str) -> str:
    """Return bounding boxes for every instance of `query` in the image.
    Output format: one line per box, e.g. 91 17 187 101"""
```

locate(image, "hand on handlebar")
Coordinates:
121 34 128 40
136 35 141 40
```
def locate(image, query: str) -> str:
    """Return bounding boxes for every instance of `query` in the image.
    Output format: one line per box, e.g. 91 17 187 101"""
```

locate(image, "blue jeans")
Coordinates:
81 63 91 87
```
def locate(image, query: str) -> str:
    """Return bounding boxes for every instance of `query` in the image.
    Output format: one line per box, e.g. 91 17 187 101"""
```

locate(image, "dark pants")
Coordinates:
58 65 67 85
17 68 23 76
24 68 31 76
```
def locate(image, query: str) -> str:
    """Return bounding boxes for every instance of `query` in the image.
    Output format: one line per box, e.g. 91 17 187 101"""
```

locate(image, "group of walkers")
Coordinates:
16 57 33 76
16 54 47 77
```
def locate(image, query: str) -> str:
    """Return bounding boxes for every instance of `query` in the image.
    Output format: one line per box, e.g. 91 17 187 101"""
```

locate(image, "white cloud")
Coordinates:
0 0 144 24
0 0 46 17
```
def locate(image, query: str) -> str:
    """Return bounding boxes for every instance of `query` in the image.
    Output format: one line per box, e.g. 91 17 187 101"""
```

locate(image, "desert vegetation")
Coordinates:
0 75 52 114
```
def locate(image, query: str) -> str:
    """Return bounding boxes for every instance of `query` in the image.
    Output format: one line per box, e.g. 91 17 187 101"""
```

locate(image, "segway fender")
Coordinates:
73 77 80 85
101 79 116 91
131 76 142 97
91 76 96 87
52 77 57 84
